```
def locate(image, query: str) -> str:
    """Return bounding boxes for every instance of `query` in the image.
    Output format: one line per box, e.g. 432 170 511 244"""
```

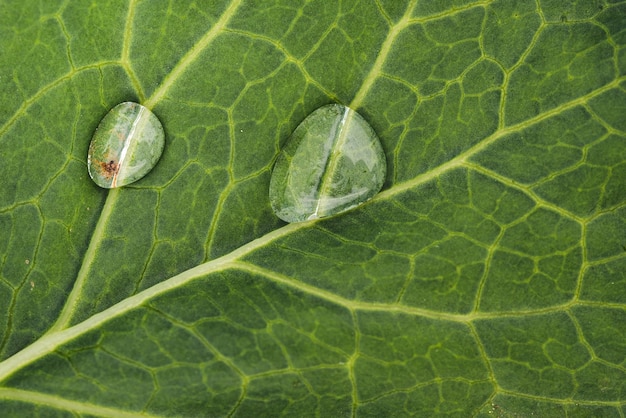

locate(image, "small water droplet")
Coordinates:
269 104 386 223
87 102 165 188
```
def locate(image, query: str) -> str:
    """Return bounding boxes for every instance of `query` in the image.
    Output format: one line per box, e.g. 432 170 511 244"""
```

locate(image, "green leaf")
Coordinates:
1 0 625 416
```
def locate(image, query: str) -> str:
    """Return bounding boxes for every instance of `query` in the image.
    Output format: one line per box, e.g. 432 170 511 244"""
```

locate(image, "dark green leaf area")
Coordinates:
230 0 337 60
235 369 352 418
589 87 626 132
506 23 615 125
533 141 625 217
208 173 284 259
385 8 482 96
98 311 242 418
358 381 494 418
131 0 233 98
402 236 485 313
475 312 626 400
472 106 605 185
597 4 626 76
478 248 580 312
0 400 73 418
151 271 357 415
0 2 72 116
413 0 484 18
171 34 309 131
499 208 580 255
7 351 154 411
1 0 625 415
150 271 356 372
248 168 545 313
230 66 311 179
0 95 73 205
573 306 626 368
376 2 410 24
0 206 41 289
461 60 505 95
304 1 388 103
1 219 82 358
580 258 626 304
480 208 581 311
368 77 418 129
0 62 138 354
482 1 541 69
167 36 248 108
69 190 160 325
62 0 128 67
586 206 626 261
355 312 492 416
152 105 230 172
396 81 500 182
476 394 622 417
540 0 606 22
529 89 626 216
147 166 229 269
0 167 103 360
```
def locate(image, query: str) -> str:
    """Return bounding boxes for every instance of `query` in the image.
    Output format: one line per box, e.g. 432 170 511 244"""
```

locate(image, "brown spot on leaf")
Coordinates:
98 159 119 179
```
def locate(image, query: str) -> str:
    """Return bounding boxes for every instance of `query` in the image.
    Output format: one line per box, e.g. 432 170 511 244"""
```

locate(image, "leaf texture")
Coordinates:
0 0 625 416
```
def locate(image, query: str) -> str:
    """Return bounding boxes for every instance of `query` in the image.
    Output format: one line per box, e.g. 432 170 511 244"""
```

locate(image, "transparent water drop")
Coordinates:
269 103 386 223
87 102 165 188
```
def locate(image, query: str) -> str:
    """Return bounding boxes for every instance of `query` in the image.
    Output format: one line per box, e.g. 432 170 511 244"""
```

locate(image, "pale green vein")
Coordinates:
1 76 623 384
472 225 506 313
350 0 418 110
121 0 143 101
467 321 499 391
143 0 243 109
232 262 601 323
47 0 244 333
121 0 137 64
347 310 360 418
0 217 613 385
497 388 626 409
497 1 546 129
222 27 336 100
0 221 305 383
350 0 491 109
54 5 75 71
47 188 122 333
374 0 394 26
0 62 119 138
231 261 466 322
1 3 625 406
0 388 162 418
376 75 625 202
466 163 586 223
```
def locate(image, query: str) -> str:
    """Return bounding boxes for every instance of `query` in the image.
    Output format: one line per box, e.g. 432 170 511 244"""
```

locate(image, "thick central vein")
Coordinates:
46 0 244 333
1 0 623 389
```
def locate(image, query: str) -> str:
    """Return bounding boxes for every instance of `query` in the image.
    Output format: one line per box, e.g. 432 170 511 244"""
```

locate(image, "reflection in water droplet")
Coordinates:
269 104 386 223
87 102 165 188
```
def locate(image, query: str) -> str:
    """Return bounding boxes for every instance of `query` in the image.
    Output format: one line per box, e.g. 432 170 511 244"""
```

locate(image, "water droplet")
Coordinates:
87 102 165 188
269 104 386 223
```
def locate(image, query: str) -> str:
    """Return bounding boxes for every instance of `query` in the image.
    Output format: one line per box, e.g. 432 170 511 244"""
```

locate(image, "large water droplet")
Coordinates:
269 104 386 223
87 102 165 188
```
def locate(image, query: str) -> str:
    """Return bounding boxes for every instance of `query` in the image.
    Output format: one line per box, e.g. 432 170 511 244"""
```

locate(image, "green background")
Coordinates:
0 0 625 416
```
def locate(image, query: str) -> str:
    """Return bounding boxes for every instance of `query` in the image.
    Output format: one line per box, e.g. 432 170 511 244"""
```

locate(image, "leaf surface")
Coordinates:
1 0 625 416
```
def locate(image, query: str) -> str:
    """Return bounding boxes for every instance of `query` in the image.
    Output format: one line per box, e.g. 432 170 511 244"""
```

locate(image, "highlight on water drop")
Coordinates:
269 103 386 223
87 102 165 189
